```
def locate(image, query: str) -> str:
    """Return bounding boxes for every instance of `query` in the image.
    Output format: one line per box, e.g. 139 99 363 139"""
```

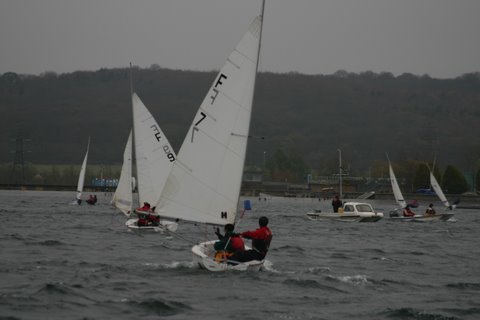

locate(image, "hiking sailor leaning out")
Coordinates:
231 216 272 263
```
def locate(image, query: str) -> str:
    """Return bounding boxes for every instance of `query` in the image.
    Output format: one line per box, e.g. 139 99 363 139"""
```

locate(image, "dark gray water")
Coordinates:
1 190 480 320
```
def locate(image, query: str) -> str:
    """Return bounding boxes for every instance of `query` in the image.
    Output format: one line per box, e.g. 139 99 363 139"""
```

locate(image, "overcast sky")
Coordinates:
1 0 479 78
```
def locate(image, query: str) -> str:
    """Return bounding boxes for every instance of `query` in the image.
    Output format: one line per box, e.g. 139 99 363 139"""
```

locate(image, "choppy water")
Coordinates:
1 190 480 320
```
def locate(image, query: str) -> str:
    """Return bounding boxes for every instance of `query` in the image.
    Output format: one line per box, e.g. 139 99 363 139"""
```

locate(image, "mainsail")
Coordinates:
429 171 451 208
387 159 407 208
155 13 263 226
132 92 176 206
76 137 90 203
111 130 133 215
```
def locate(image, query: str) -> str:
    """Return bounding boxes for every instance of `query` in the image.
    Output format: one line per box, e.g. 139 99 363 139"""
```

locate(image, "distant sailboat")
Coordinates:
154 1 267 271
111 131 133 215
387 154 453 221
429 168 459 210
123 92 178 232
72 137 90 205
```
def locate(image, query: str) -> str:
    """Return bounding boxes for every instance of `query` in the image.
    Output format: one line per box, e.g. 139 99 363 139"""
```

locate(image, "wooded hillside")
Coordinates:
1 67 479 176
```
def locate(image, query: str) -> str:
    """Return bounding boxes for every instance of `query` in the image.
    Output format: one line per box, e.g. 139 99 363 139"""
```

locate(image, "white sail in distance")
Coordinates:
111 130 133 215
155 13 263 226
430 171 451 208
76 137 90 202
132 92 176 207
388 160 407 208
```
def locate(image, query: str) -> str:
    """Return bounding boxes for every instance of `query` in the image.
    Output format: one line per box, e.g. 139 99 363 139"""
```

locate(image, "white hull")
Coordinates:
306 202 383 222
192 240 264 272
389 212 454 222
306 211 383 222
125 218 178 232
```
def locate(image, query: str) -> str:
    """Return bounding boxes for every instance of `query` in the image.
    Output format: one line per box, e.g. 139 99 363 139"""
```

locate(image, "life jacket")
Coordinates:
229 235 245 252
214 251 234 263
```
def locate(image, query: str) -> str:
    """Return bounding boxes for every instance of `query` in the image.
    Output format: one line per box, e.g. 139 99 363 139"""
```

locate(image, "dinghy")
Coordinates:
117 76 178 231
387 155 454 221
154 1 267 271
71 137 90 205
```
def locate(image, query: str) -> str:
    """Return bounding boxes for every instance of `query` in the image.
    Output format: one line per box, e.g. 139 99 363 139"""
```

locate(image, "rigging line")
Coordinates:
167 227 206 245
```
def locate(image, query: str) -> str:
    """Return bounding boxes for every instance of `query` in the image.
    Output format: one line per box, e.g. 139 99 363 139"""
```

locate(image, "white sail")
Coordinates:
111 131 133 215
430 171 450 208
75 137 90 202
132 92 176 206
388 161 407 208
155 14 263 226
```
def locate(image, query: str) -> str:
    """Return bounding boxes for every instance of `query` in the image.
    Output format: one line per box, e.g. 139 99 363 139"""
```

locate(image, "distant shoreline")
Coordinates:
1 183 479 205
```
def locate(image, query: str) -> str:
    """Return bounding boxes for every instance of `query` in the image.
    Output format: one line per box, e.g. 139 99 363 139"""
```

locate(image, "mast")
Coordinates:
129 62 137 203
338 149 342 198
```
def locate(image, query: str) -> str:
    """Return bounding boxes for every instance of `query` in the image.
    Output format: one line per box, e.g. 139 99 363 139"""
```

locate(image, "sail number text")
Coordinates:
151 124 176 162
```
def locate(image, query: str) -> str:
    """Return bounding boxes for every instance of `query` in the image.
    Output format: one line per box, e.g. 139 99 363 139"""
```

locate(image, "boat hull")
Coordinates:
306 212 383 222
125 218 178 232
192 240 264 272
389 213 454 222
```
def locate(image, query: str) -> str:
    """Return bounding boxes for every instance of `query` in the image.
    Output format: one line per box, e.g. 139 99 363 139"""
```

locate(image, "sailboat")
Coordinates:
111 130 133 216
387 155 453 221
153 1 266 271
429 169 458 214
71 137 90 205
124 92 178 232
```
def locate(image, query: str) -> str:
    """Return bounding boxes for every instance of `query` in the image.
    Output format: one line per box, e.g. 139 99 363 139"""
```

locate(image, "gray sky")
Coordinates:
1 0 479 78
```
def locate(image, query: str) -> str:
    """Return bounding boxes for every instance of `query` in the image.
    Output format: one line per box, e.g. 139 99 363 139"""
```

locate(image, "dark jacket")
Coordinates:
241 226 273 256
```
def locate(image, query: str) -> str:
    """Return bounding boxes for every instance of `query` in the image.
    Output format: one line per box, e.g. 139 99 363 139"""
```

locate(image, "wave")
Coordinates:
326 274 370 287
271 245 305 253
33 282 88 299
127 298 192 316
380 307 460 320
442 307 480 317
446 282 480 290
283 278 347 293
305 266 331 275
37 240 64 246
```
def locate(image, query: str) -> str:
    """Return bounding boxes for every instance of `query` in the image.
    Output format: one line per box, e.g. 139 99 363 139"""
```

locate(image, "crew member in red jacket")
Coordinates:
233 216 272 262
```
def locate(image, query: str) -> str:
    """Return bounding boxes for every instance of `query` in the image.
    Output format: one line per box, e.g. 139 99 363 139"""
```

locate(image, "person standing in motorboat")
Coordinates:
403 205 416 217
231 216 272 263
424 203 436 216
331 195 343 213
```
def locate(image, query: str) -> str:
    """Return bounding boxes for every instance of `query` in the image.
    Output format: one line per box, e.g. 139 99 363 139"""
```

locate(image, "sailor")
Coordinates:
137 202 151 212
331 195 343 213
403 205 415 217
233 216 272 262
147 213 160 226
424 203 436 216
137 213 148 226
214 224 245 262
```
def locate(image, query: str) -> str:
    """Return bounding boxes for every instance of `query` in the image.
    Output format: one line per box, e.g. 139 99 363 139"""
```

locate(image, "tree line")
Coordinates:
1 67 479 192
